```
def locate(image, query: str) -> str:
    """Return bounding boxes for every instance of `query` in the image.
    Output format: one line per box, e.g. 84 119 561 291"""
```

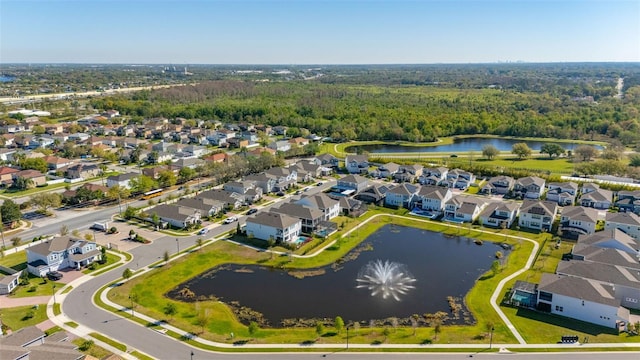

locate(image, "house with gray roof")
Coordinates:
26 236 101 277
148 204 201 229
444 195 488 223
419 167 448 186
480 175 515 195
295 193 340 221
546 182 579 206
337 174 368 193
445 168 475 190
514 176 546 199
345 154 369 174
245 212 302 243
370 162 400 178
198 189 244 209
479 201 520 228
106 172 138 189
271 203 324 234
355 184 393 205
175 197 225 217
0 269 23 295
579 188 613 209
314 153 339 168
394 164 423 183
616 190 640 214
384 183 419 209
415 185 452 213
0 325 84 360
518 200 558 232
581 182 601 194
244 172 277 194
536 273 629 330
571 229 640 271
605 212 640 240
559 206 599 238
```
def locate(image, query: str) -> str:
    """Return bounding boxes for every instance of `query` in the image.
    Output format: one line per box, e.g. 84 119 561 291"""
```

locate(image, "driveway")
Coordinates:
79 220 165 252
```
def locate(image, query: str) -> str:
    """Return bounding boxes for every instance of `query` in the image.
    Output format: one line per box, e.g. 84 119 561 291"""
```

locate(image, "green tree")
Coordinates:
481 145 499 160
130 175 156 193
32 125 46 135
60 225 69 236
628 154 640 167
0 200 22 227
20 158 48 173
11 237 21 248
178 167 196 183
315 322 324 337
334 316 344 333
12 176 34 191
123 206 140 220
107 185 130 200
163 302 177 320
157 170 177 187
122 268 133 281
574 145 598 161
511 142 532 160
540 143 565 158
163 250 170 265
30 193 62 214
196 237 204 250
248 321 259 337
491 260 501 276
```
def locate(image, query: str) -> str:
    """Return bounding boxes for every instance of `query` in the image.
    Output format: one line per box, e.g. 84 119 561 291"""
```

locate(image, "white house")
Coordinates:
537 274 628 330
444 195 487 223
514 176 546 199
384 183 419 208
371 162 400 178
518 200 558 232
559 206 599 237
546 182 579 206
106 173 138 189
419 167 448 186
0 270 23 295
337 174 369 193
479 201 521 228
579 188 613 210
245 212 302 243
605 212 640 240
27 236 101 276
415 185 452 213
480 176 515 195
295 193 340 221
345 154 369 174
150 204 201 229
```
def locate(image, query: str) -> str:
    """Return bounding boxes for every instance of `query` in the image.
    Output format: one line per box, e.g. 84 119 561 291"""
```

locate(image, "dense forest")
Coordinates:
85 63 640 147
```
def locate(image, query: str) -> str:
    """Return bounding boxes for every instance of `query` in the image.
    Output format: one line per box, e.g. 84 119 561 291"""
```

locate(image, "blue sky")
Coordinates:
1 0 639 64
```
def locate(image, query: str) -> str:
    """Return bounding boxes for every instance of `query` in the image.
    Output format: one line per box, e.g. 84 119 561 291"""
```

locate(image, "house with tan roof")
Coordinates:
13 169 47 187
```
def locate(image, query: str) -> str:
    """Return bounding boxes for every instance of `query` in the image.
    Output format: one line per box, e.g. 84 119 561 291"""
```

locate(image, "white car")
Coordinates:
198 228 209 235
223 216 237 224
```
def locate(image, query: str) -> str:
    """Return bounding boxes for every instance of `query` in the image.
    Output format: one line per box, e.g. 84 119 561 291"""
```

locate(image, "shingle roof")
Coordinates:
539 273 620 307
606 212 640 226
28 236 81 257
560 206 598 223
271 203 323 220
520 199 557 216
556 260 640 289
247 212 300 229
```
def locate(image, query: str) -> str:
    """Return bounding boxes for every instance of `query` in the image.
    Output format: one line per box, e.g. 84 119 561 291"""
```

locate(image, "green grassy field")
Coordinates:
9 277 63 298
0 304 48 331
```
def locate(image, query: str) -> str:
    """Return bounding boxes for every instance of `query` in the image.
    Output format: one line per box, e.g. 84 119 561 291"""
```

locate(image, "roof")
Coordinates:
538 273 620 307
69 249 101 262
296 193 339 209
560 206 598 223
388 183 418 196
418 185 450 199
556 260 640 290
14 169 45 179
548 181 578 191
107 172 138 182
271 203 324 220
516 176 545 187
345 154 368 163
513 280 537 294
606 212 640 226
247 212 301 229
0 166 19 175
0 325 45 347
580 189 613 203
28 236 84 257
175 197 225 212
339 174 368 184
520 199 558 216
151 204 199 222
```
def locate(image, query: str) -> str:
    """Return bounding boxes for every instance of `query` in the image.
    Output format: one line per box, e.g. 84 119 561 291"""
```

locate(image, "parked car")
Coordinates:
294 190 302 195
247 208 258 215
276 191 285 196
223 216 238 224
47 271 63 281
316 182 323 186
198 228 209 235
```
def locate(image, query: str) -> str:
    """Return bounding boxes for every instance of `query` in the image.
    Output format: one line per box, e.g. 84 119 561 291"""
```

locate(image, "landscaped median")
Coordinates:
95 208 569 352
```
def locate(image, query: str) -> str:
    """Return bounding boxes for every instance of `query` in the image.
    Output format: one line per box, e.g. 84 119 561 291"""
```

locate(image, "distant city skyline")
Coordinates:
1 0 639 64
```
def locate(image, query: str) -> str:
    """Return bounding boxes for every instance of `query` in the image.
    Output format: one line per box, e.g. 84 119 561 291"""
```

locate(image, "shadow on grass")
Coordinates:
321 331 338 337
300 339 316 346
515 308 618 336
233 339 250 346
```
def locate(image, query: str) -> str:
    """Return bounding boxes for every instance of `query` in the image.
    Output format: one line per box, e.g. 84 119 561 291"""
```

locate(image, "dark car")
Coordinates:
276 191 285 196
47 271 63 281
247 208 258 215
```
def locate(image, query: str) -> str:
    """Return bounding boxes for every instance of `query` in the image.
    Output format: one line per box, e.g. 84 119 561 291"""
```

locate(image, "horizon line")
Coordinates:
1 61 640 66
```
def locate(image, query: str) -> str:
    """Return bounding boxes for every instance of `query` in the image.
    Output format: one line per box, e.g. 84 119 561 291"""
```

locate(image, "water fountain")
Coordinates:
356 260 416 301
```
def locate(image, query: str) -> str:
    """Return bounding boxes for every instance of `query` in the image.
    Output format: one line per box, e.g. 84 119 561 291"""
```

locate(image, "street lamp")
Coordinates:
52 283 56 304
176 238 179 254
346 324 350 349
489 326 495 349
190 351 194 360
128 295 135 316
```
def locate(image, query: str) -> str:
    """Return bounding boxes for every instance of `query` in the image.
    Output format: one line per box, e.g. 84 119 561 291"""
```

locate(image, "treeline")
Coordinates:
92 74 640 147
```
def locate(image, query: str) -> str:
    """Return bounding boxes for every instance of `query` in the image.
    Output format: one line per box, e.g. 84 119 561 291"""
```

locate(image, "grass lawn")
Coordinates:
0 304 48 331
0 250 27 271
90 332 127 352
82 253 119 274
106 208 551 345
9 277 64 298
73 337 113 359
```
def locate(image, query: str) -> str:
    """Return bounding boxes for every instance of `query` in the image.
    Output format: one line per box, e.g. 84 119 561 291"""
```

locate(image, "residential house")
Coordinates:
265 167 297 191
175 197 224 218
142 164 180 179
293 161 324 179
571 229 640 270
415 185 452 213
579 188 613 210
444 195 488 223
0 326 85 360
203 152 228 163
271 203 324 234
480 176 515 195
267 140 291 152
228 137 250 148
182 145 208 158
224 180 263 203
355 184 393 205
559 206 599 238
445 168 475 190
581 182 601 194
546 182 579 206
371 162 400 178
345 154 369 174
336 174 369 194
245 212 302 243
514 176 546 199
605 212 640 240
199 189 244 209
393 164 423 183
314 153 339 168
106 173 138 189
13 169 47 187
338 196 365 216
536 273 628 330
0 148 17 162
479 201 521 228
149 204 201 229
420 166 445 186
295 193 341 221
64 163 100 180
245 173 278 194
289 137 310 147
384 183 419 208
0 270 22 295
173 158 206 170
26 236 101 276
616 190 640 214
0 166 19 187
518 200 558 232
556 260 640 310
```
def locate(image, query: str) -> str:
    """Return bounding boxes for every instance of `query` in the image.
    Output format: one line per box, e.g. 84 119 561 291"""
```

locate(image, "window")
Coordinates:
555 305 563 312
626 297 638 303
539 291 553 302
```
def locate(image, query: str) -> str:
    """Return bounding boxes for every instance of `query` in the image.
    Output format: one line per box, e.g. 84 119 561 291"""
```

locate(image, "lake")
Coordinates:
347 137 602 154
0 75 16 82
168 224 506 326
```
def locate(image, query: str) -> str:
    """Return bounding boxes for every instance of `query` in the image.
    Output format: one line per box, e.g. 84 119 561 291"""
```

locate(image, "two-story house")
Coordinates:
546 182 579 206
245 212 302 243
394 164 424 183
295 193 341 221
337 174 369 194
414 185 452 213
479 201 521 228
418 167 448 186
605 212 640 240
384 183 419 209
480 176 515 195
615 190 640 214
345 154 369 174
579 188 613 210
371 162 400 179
444 195 488 223
106 173 138 189
445 169 475 190
314 153 340 168
518 200 558 232
559 206 599 238
27 236 101 276
271 203 324 234
514 176 546 199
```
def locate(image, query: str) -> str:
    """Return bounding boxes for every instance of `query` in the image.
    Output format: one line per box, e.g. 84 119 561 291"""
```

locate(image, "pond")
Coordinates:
347 137 602 154
168 224 507 327
0 75 16 83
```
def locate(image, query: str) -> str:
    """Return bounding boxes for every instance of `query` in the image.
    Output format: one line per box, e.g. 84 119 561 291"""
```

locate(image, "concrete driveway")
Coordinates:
80 220 165 252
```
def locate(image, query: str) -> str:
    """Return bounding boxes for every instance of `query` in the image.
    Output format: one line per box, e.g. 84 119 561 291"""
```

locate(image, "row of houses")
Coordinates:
509 228 640 330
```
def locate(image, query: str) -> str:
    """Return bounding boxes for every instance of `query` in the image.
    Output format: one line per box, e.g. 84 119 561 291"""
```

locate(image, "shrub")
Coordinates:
28 286 37 292
109 226 117 234
78 339 94 351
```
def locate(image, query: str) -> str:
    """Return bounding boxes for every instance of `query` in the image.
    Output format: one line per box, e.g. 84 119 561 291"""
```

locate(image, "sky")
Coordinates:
1 0 639 64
